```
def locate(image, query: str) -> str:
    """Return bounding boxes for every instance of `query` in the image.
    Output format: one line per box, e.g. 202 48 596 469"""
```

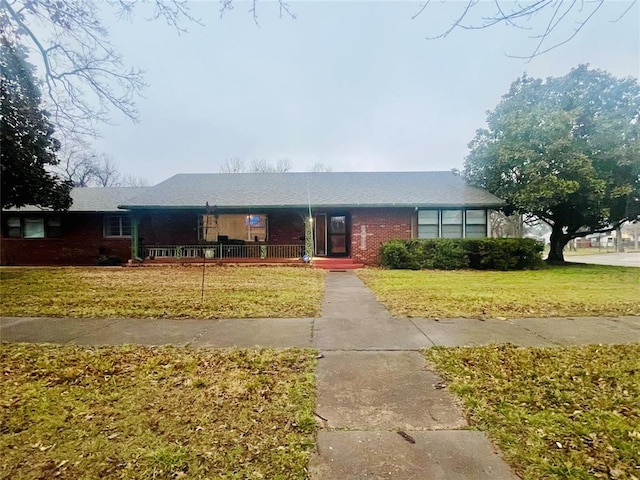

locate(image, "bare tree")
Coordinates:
59 147 99 187
310 162 332 172
250 158 291 173
57 148 147 187
490 211 523 238
92 155 121 187
0 0 199 141
413 0 635 60
219 156 246 173
119 174 149 187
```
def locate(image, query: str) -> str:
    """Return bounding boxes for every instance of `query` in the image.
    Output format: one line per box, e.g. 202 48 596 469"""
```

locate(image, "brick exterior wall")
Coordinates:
350 208 414 265
1 212 131 265
1 208 415 266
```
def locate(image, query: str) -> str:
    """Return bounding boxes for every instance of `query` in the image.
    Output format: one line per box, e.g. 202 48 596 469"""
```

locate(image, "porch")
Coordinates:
140 244 363 268
143 244 306 262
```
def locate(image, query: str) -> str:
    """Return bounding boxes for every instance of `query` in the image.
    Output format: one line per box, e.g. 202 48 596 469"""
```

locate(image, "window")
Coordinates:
417 209 488 239
4 217 61 238
6 217 21 238
46 217 62 238
23 218 45 238
199 214 268 242
417 210 438 238
441 210 463 238
465 210 487 238
104 216 132 237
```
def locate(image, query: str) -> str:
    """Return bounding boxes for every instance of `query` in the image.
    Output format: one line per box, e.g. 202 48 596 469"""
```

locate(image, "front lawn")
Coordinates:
0 266 325 318
425 344 640 480
0 344 316 480
359 264 639 318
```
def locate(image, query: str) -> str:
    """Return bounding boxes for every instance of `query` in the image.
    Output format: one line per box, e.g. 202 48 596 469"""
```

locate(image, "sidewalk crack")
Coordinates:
410 318 436 347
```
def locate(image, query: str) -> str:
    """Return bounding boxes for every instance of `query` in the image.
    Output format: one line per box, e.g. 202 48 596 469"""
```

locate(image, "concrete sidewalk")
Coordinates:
1 272 639 479
2 313 637 350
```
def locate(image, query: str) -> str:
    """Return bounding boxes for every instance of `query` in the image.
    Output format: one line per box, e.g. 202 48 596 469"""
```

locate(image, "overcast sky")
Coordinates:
91 1 639 185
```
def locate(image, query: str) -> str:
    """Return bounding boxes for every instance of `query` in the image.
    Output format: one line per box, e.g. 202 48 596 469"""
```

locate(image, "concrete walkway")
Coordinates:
565 252 640 267
1 272 639 479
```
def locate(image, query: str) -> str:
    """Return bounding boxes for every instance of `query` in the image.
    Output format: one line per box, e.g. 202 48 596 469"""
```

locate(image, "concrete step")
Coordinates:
317 264 364 270
313 258 364 270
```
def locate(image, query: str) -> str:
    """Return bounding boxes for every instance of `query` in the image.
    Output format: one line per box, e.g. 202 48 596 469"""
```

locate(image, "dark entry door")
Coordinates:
328 215 347 255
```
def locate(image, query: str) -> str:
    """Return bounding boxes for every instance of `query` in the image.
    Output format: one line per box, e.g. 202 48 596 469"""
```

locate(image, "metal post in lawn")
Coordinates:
201 203 214 303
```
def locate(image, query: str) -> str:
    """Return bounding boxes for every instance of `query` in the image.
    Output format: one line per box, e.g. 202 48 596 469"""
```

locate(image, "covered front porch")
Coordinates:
130 207 355 264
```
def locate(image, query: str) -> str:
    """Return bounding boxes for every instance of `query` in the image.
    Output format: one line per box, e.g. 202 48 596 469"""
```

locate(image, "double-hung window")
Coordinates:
465 210 487 238
417 209 488 239
441 210 463 238
104 216 132 237
417 210 439 238
5 217 62 238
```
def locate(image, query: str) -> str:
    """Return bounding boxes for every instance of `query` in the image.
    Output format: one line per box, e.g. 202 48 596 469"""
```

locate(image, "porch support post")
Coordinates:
131 215 142 261
305 214 314 258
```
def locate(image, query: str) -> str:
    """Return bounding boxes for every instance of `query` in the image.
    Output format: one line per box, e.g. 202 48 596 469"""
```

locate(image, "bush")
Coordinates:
421 239 469 270
97 255 122 266
380 238 543 271
380 240 421 270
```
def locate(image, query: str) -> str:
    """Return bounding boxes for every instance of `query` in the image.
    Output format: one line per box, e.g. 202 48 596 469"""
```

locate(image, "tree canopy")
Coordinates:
464 65 640 263
1 39 72 210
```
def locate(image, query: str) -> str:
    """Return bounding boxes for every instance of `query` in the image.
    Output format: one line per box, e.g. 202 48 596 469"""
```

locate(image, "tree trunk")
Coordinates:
616 226 625 252
547 226 568 264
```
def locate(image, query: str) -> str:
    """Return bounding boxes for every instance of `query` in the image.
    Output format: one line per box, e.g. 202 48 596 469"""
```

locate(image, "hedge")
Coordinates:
380 238 544 271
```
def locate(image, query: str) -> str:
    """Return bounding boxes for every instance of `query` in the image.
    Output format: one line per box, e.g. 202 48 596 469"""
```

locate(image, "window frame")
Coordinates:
4 216 62 239
417 208 488 239
199 213 268 242
103 216 132 238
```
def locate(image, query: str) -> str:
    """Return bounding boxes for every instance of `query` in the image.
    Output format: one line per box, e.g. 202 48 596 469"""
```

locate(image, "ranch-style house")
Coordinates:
1 171 504 267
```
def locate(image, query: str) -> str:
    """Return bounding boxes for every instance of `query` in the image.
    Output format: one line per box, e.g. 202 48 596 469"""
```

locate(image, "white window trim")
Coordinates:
103 216 132 238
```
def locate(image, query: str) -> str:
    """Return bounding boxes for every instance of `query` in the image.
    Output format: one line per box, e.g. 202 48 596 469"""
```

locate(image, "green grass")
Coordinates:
0 344 317 480
359 264 640 318
0 266 325 318
425 344 640 480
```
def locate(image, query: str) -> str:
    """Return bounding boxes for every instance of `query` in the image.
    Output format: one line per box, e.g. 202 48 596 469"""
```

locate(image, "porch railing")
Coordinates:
144 244 305 260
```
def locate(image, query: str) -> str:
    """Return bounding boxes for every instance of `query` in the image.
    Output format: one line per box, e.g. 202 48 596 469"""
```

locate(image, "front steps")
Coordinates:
313 257 365 270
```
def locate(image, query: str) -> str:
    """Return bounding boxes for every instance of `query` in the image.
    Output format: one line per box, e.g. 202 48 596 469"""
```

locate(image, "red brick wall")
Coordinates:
350 208 414 265
1 213 131 265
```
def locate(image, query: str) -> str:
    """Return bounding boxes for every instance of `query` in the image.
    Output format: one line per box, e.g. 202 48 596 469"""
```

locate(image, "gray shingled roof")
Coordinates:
121 172 504 209
6 187 150 212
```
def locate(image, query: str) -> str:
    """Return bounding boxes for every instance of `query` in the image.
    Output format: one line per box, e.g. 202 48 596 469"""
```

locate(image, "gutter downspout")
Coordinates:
131 214 143 261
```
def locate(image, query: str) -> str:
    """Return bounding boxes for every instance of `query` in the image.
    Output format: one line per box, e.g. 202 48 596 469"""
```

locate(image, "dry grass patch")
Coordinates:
359 264 639 318
425 344 640 480
0 266 325 318
0 343 316 480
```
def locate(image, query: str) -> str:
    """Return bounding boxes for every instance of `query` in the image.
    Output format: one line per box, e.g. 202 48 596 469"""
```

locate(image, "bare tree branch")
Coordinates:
218 156 246 173
0 0 194 142
249 158 291 173
414 0 629 60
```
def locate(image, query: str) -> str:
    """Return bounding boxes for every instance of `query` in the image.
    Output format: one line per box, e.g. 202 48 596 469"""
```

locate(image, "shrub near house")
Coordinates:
380 238 544 270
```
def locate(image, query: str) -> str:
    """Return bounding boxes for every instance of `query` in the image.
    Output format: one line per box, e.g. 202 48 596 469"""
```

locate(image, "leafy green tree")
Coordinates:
464 65 640 263
1 39 72 210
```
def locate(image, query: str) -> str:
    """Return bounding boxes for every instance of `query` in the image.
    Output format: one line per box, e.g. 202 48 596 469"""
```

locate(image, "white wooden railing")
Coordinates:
144 244 305 260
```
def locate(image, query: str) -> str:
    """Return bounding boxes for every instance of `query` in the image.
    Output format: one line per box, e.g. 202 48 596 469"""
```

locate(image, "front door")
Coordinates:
314 214 348 257
328 215 347 255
